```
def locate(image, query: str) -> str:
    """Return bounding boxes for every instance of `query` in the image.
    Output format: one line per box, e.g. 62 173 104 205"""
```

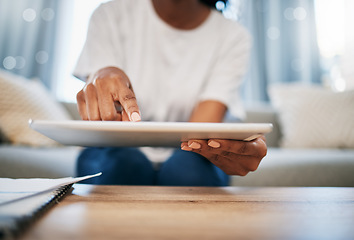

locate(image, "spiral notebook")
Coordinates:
0 173 101 239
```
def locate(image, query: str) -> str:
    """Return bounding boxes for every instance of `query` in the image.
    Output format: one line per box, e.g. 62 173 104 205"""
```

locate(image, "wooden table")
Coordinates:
22 185 354 240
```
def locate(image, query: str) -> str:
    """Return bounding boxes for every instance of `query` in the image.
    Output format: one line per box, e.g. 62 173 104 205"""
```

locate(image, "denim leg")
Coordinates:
76 147 156 185
156 150 230 186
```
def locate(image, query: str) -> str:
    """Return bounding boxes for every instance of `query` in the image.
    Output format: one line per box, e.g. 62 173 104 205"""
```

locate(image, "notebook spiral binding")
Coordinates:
0 184 73 240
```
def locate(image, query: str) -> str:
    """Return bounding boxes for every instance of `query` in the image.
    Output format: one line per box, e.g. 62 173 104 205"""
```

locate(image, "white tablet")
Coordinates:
29 120 273 147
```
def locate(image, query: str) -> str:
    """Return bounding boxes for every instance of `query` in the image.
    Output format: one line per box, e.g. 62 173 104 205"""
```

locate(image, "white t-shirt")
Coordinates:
74 0 251 162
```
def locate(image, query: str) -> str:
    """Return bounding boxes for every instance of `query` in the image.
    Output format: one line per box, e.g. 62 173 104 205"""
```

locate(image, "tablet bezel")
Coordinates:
29 120 273 147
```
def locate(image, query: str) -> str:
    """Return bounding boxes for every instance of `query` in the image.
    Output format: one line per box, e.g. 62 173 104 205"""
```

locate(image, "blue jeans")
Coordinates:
77 147 229 186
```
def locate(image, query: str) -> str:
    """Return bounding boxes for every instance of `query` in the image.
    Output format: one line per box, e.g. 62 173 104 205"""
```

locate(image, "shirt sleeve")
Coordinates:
198 22 252 120
73 3 123 79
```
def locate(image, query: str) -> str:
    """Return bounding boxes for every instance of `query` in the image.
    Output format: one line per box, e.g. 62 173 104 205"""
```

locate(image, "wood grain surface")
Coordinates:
21 185 354 240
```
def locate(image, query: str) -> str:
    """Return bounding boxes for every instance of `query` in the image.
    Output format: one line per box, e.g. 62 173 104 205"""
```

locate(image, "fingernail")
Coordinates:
208 140 220 148
182 146 192 151
188 142 201 149
131 112 141 122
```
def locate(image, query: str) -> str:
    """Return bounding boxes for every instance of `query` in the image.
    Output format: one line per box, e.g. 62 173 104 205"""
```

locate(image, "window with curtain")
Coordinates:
234 0 353 104
0 0 71 90
315 0 354 91
238 0 321 104
55 0 108 102
0 0 104 99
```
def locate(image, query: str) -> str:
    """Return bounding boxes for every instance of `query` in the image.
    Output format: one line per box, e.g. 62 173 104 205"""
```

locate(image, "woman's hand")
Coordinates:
76 67 141 122
181 136 267 176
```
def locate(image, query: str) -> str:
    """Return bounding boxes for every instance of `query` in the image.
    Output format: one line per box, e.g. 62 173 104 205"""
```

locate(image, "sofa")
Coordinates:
1 69 353 186
1 101 354 187
231 104 354 187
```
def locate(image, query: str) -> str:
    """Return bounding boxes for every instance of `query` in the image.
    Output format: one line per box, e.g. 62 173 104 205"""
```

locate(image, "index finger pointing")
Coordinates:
117 88 141 122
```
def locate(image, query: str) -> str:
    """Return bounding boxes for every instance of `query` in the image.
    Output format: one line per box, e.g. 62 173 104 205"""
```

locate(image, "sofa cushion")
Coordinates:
231 148 354 187
269 84 354 148
244 104 281 147
0 69 72 146
0 145 80 178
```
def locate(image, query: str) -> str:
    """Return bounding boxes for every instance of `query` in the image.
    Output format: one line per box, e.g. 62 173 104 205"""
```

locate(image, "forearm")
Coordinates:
188 100 227 123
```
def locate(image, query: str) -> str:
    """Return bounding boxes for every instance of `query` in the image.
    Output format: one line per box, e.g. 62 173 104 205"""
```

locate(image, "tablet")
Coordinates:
29 120 273 147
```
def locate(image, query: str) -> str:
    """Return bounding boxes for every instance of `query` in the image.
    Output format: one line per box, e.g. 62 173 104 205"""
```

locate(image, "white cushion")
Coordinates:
0 69 71 146
269 84 354 148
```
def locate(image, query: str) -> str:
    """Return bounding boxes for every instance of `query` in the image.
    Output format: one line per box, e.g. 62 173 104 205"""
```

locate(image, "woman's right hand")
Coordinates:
76 66 141 122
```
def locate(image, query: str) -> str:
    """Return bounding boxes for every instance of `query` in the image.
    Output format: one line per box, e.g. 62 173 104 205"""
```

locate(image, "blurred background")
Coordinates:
1 0 353 104
1 0 354 186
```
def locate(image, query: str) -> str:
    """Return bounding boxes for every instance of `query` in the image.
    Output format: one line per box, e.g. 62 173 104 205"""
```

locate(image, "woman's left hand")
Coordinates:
181 136 267 176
